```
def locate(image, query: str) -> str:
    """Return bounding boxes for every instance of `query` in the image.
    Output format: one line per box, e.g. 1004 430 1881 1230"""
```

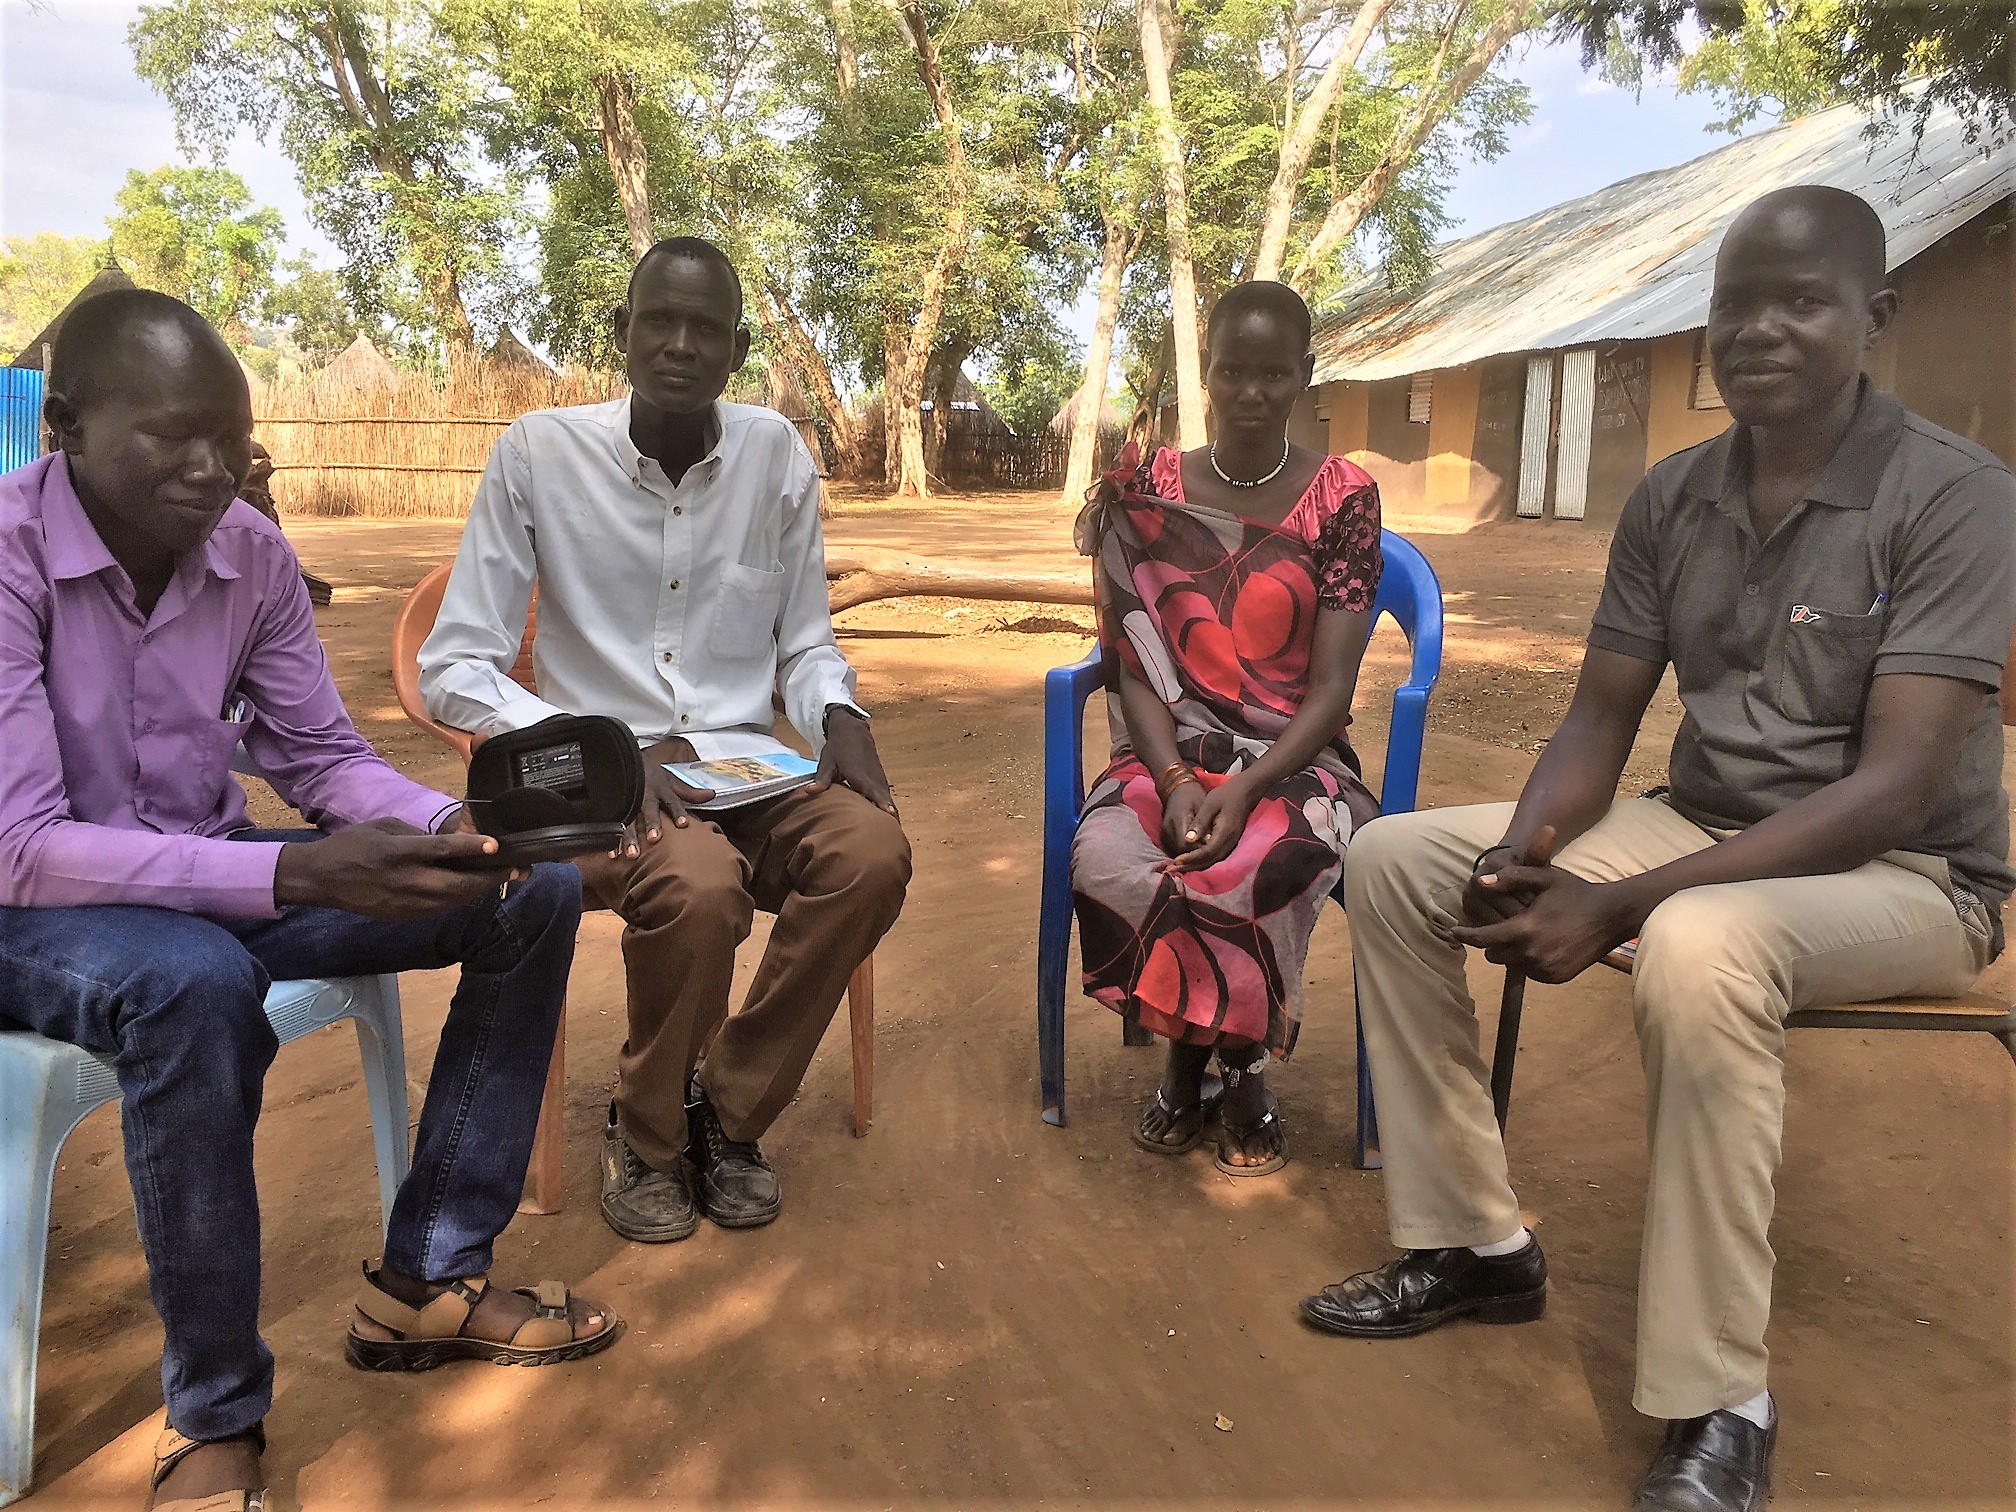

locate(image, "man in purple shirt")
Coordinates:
0 290 620 1510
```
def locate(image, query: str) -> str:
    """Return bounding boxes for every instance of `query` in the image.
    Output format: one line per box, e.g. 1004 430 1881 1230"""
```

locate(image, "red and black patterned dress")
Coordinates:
1069 445 1383 1056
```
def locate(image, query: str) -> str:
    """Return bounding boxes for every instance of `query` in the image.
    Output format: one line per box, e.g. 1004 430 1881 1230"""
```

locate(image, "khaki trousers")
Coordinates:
577 785 911 1170
1345 798 1992 1419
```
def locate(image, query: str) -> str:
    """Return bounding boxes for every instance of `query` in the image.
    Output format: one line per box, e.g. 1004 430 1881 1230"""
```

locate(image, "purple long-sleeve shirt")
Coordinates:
0 453 457 917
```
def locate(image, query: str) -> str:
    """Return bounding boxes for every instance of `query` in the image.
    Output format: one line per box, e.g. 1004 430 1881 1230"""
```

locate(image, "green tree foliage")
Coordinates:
1175 0 1530 300
1672 0 1855 132
0 234 107 364
1097 0 1533 434
111 0 1538 489
784 0 1085 489
261 254 362 363
980 323 1084 434
1563 0 2016 132
456 0 735 368
109 166 285 335
131 0 527 363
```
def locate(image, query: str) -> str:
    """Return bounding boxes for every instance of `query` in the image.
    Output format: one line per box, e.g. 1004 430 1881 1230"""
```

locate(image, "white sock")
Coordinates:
1469 1228 1531 1257
1725 1390 1773 1429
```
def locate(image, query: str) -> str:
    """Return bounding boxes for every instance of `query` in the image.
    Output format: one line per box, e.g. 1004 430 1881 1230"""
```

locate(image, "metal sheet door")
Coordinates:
1553 348 1597 521
1515 355 1552 518
0 368 43 473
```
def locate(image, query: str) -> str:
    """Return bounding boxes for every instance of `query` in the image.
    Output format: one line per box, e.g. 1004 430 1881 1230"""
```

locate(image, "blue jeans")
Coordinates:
0 832 581 1442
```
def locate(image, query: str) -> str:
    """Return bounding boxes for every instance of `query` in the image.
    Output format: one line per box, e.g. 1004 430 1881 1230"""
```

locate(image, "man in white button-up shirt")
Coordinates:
418 238 911 1242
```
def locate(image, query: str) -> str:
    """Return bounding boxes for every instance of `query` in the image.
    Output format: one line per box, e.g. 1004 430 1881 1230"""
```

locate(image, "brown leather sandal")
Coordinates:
149 1422 266 1512
344 1264 623 1372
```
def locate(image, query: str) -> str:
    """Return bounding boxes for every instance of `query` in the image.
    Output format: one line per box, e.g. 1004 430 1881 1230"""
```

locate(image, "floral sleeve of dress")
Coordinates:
1312 461 1384 613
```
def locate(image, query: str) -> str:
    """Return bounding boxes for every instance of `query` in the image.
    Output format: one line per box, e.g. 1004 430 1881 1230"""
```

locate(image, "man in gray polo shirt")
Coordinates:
1299 185 2014 1511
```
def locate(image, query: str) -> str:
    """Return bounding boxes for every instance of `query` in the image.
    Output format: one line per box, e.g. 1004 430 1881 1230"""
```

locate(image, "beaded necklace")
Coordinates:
1208 437 1290 488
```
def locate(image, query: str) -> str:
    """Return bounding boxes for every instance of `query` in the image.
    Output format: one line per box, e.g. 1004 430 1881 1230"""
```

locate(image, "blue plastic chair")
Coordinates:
1035 528 1444 1169
0 974 410 1507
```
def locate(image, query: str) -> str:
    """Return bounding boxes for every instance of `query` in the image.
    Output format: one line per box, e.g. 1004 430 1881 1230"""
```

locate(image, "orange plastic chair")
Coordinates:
391 563 876 1215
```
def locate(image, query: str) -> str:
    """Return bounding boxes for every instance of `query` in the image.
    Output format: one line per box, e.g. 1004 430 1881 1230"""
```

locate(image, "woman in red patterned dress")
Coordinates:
1071 281 1383 1177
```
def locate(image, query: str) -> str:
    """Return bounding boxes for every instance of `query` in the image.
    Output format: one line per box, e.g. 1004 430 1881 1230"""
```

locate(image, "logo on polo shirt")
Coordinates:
1788 604 1824 626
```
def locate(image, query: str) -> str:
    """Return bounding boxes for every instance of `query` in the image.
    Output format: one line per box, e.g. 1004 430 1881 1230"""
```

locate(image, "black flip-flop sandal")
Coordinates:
1214 1047 1288 1177
1130 1072 1224 1156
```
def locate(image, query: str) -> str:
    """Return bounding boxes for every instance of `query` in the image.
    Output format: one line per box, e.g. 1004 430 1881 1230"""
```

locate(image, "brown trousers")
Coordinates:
576 785 910 1170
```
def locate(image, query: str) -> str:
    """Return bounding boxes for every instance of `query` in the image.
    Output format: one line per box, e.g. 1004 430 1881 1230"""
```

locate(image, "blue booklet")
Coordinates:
664 751 818 811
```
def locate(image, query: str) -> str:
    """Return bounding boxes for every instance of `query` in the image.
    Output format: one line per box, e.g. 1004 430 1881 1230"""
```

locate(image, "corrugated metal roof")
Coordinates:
1311 93 2016 386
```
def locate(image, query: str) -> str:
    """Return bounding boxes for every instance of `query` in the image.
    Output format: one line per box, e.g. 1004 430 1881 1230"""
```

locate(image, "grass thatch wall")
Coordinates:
255 366 625 519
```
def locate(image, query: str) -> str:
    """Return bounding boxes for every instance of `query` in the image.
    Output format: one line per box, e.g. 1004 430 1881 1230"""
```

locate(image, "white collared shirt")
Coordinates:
417 397 863 752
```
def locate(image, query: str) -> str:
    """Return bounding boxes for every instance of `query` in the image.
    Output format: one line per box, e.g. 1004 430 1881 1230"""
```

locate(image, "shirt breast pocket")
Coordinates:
1779 612 1884 726
710 561 785 658
156 715 252 828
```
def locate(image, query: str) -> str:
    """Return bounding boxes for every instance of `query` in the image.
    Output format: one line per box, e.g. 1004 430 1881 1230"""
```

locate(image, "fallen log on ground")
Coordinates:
826 548 1093 613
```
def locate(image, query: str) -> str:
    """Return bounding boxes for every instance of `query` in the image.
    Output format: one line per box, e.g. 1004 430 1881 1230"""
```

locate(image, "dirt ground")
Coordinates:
23 491 2014 1510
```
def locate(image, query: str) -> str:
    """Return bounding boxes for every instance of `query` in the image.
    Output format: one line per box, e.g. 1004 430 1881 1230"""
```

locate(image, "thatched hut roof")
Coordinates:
485 328 556 375
755 360 819 423
310 334 398 392
1047 383 1121 437
924 370 1012 434
8 260 136 369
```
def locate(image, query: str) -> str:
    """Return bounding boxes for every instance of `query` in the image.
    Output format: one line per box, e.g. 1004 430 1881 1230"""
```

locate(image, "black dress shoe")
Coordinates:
599 1107 699 1243
1299 1239 1547 1338
686 1077 783 1228
1632 1403 1775 1512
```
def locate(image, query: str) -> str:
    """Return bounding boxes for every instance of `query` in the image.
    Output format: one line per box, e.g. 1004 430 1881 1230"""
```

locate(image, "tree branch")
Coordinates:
1252 0 1397 280
1288 0 1532 291
826 549 1092 613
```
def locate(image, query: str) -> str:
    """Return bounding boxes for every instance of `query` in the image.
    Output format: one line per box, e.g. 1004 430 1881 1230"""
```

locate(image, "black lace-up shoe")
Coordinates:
686 1076 782 1228
1299 1239 1548 1338
599 1106 699 1243
1632 1403 1775 1511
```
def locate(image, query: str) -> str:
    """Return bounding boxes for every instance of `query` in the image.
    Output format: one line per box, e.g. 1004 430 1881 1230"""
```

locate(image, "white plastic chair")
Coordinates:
0 973 409 1506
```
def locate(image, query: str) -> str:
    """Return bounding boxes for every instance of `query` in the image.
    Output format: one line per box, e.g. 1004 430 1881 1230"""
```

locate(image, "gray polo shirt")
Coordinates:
1589 382 2016 918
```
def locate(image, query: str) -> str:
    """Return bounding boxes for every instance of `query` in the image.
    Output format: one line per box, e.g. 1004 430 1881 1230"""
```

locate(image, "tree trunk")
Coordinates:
1287 0 1531 293
829 0 861 101
827 548 1092 613
1137 0 1205 449
882 322 909 486
595 72 655 261
879 0 973 498
315 8 477 362
427 258 476 369
1252 0 1395 281
1128 321 1172 450
924 342 967 476
924 361 951 475
1062 213 1136 502
889 368 931 497
752 277 866 476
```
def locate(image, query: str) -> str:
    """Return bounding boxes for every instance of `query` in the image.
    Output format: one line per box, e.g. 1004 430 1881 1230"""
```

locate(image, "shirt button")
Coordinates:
661 652 673 663
669 580 681 590
681 715 691 725
1745 584 1759 596
673 506 684 516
